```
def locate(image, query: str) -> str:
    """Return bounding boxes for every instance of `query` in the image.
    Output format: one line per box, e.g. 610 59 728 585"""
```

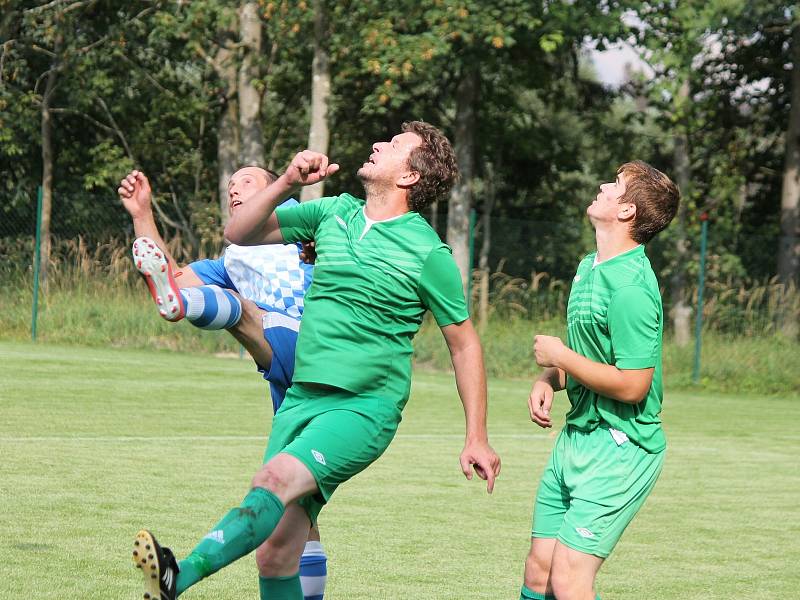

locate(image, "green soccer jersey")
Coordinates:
276 193 468 405
564 244 666 453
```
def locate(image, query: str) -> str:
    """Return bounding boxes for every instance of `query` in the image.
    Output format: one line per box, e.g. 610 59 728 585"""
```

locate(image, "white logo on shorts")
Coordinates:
575 527 595 538
311 449 326 465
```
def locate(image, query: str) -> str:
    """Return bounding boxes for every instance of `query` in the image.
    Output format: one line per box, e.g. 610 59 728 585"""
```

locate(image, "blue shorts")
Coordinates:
256 310 300 413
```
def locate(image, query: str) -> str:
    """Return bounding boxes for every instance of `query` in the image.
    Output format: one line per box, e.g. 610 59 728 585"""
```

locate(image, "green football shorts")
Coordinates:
264 382 403 523
531 423 664 558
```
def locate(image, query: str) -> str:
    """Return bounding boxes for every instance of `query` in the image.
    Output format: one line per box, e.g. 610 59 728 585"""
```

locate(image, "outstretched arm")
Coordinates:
441 319 501 494
225 151 339 246
117 170 203 287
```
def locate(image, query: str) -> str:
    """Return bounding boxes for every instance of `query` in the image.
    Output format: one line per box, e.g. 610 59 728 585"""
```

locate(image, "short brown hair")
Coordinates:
618 161 680 244
401 121 459 212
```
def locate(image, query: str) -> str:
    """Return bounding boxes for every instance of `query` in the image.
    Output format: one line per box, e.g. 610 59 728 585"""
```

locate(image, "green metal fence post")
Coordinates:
31 186 43 341
467 208 476 312
692 213 709 384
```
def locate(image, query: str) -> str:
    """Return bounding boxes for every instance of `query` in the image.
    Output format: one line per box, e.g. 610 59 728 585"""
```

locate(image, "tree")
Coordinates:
237 1 265 166
779 22 800 288
300 0 332 201
1 1 163 283
447 65 479 291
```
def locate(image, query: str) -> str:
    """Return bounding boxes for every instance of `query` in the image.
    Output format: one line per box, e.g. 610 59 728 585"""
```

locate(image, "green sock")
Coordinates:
520 584 555 600
175 487 285 595
259 573 303 600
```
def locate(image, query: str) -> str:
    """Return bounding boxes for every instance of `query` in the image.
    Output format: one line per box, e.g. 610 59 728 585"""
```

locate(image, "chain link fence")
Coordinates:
1 188 796 344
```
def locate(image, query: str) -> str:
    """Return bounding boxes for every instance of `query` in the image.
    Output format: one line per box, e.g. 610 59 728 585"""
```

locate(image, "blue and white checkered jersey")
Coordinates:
188 198 313 318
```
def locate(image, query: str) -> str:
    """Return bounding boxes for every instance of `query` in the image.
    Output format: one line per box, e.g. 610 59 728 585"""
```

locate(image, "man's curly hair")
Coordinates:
402 121 459 212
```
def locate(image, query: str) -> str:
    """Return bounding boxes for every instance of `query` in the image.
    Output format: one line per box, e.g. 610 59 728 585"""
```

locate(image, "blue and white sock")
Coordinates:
299 540 327 600
180 285 242 330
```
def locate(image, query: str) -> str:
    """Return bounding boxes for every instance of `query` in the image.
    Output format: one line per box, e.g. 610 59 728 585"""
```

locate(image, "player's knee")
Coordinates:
252 458 305 500
252 463 286 493
549 564 582 599
255 539 300 577
237 298 262 324
524 546 552 591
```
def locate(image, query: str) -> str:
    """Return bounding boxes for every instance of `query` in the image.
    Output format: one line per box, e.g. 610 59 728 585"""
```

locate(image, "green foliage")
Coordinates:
632 1 797 284
0 1 794 299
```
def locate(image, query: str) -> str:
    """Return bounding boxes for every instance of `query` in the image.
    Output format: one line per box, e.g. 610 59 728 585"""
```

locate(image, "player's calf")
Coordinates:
132 237 242 329
181 285 242 330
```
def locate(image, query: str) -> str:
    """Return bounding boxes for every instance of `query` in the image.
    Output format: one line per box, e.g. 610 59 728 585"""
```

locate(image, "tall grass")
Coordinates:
469 267 800 338
1 237 797 393
0 236 237 354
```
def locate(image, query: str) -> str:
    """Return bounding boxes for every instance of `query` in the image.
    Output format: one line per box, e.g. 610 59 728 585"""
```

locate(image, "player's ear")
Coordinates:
618 202 636 222
397 170 420 188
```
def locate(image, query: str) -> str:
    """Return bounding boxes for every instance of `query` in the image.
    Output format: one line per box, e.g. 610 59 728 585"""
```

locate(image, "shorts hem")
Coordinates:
279 448 331 504
556 534 610 559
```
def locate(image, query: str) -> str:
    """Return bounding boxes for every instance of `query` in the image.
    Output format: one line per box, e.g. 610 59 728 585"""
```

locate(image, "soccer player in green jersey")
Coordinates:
519 161 680 600
132 121 501 600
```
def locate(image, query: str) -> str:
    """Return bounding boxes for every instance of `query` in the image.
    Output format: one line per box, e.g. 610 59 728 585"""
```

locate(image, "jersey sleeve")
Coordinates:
276 196 338 243
187 257 233 288
607 285 660 369
418 246 469 326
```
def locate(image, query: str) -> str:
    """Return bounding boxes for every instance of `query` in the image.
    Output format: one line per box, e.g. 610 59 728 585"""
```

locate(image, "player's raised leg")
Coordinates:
132 236 242 329
225 295 274 370
133 454 317 599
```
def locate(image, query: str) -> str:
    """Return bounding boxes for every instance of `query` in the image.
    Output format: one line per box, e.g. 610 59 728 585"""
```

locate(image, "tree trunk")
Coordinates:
301 0 331 202
216 44 239 225
477 165 496 334
670 80 692 346
237 1 264 166
447 67 479 295
778 24 800 286
777 24 800 337
39 64 58 292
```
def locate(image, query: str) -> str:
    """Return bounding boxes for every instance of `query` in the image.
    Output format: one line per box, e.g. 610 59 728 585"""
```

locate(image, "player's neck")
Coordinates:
594 226 638 264
364 186 410 221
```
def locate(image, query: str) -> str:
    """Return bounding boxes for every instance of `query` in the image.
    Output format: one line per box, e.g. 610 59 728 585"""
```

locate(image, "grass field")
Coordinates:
1 341 799 599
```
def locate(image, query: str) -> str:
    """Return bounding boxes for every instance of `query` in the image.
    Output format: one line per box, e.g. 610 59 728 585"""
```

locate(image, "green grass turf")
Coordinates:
1 341 798 599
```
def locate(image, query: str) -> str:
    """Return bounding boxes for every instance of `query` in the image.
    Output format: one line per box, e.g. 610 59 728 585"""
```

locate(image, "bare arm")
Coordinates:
440 319 501 493
533 335 653 404
527 366 565 428
224 151 339 246
117 170 203 287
